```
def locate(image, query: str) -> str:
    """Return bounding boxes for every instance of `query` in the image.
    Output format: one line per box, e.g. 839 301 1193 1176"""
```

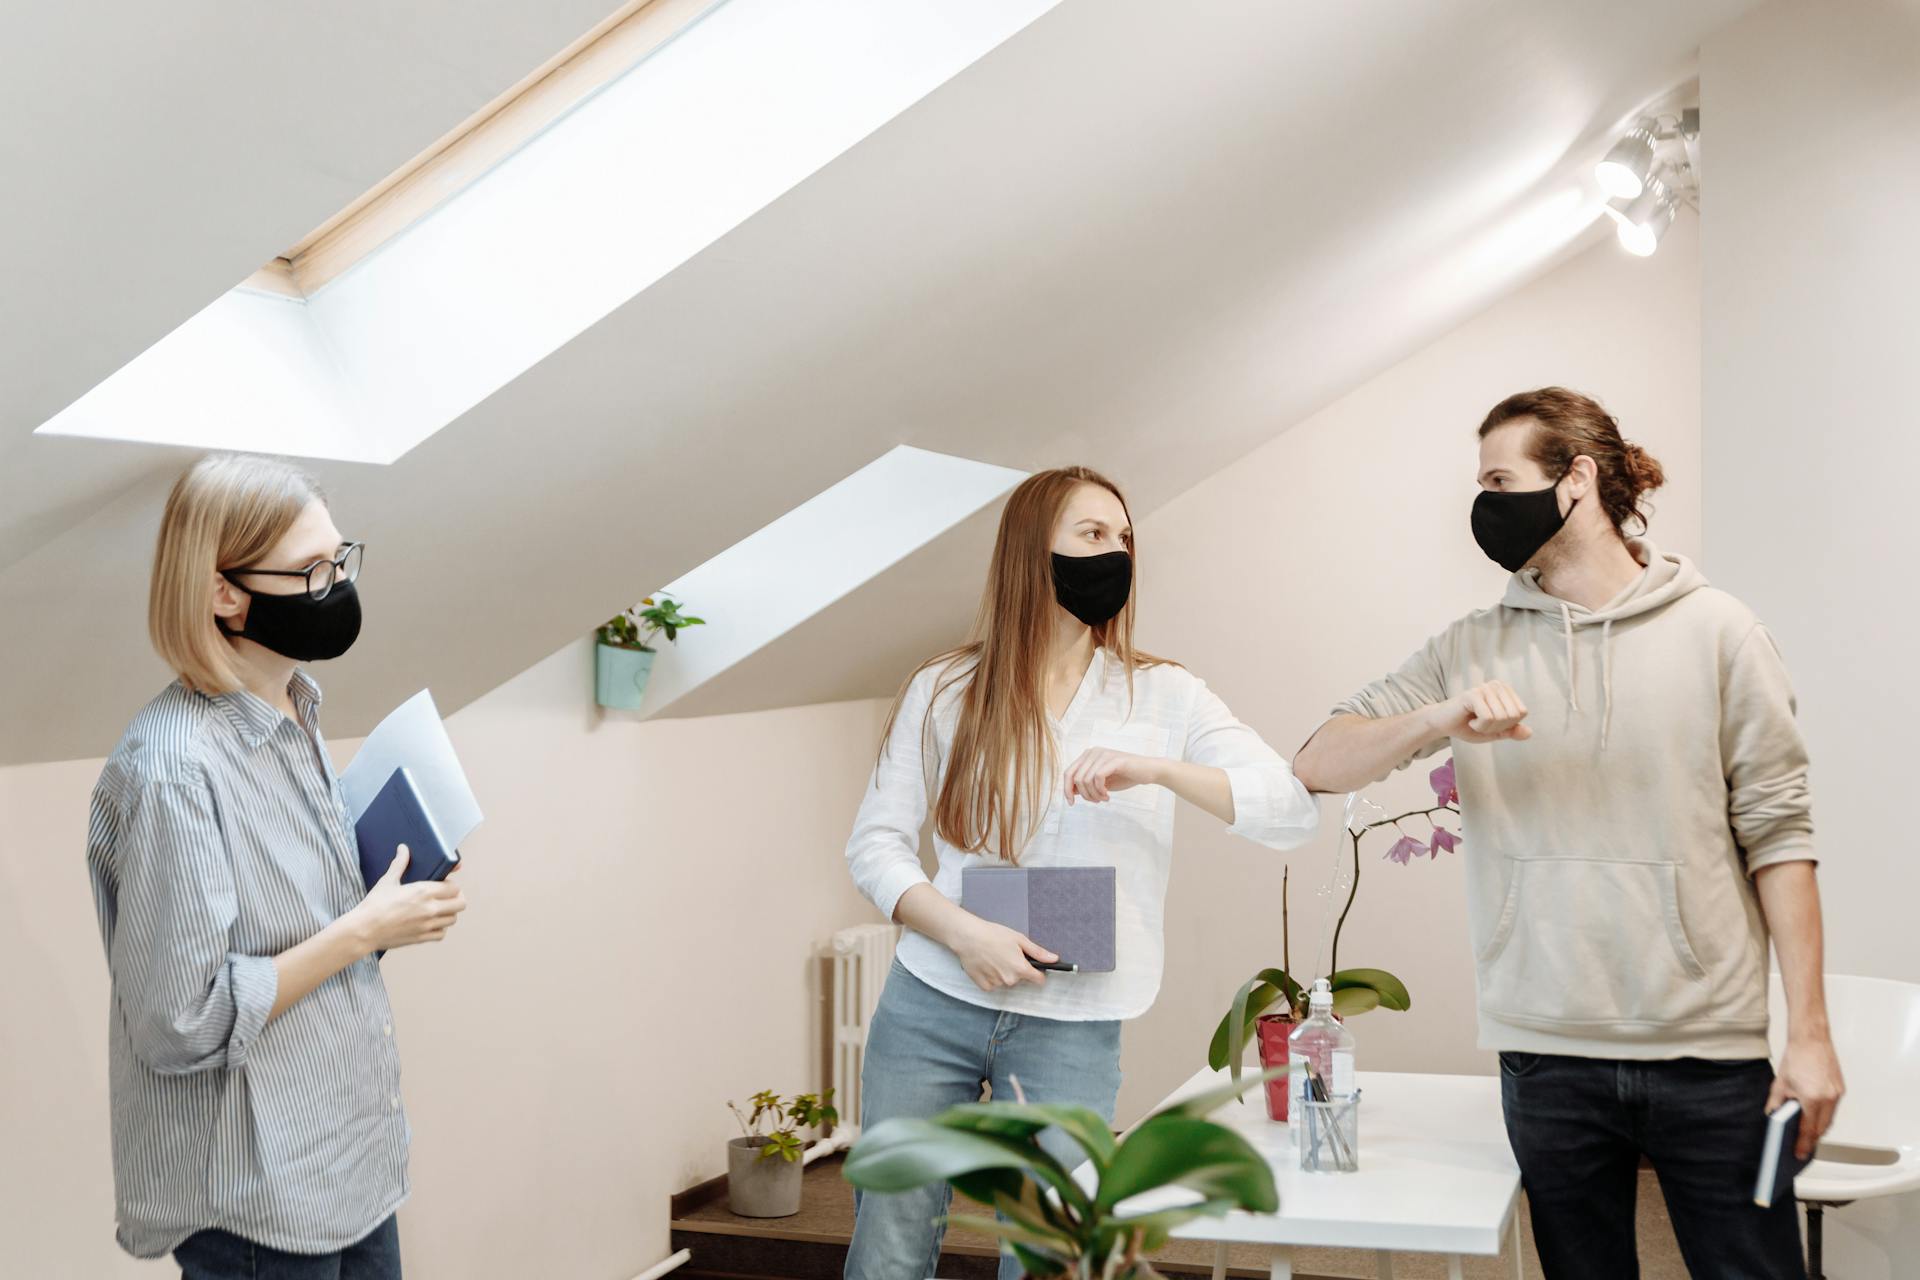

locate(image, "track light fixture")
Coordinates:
1596 117 1658 200
1605 169 1679 256
1595 108 1698 257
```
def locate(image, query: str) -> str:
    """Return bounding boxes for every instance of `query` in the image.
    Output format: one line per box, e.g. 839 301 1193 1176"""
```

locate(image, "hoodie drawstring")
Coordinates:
1600 618 1615 750
1558 603 1580 713
1558 604 1617 749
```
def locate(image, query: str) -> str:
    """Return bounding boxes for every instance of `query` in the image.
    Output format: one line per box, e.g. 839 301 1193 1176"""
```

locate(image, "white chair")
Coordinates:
1767 973 1920 1279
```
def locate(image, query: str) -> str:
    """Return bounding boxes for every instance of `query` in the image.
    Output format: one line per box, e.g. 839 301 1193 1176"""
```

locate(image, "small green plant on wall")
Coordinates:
593 595 706 710
598 595 705 652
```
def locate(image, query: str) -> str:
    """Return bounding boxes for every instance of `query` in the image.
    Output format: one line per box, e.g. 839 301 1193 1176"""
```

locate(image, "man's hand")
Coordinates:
1770 1034 1845 1160
1432 681 1534 744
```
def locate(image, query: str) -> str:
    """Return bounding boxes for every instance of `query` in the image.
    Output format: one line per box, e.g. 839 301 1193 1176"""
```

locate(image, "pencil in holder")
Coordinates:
1296 1090 1361 1173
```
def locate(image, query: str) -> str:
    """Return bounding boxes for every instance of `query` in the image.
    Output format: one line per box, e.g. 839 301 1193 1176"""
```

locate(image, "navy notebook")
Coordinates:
1753 1100 1810 1208
355 767 460 891
961 866 1116 972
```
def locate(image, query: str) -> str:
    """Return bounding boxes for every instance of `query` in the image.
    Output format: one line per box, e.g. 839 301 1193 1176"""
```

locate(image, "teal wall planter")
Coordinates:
595 643 657 710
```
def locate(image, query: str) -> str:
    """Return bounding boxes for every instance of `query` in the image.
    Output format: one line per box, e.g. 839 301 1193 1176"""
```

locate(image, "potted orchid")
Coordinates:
593 595 705 710
1207 758 1462 1121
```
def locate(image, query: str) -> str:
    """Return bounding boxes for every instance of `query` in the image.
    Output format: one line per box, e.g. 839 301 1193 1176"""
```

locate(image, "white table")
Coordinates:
1090 1069 1524 1280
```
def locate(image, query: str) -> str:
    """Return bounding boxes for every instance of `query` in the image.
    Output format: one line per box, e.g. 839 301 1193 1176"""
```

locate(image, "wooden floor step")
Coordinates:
669 1152 1306 1279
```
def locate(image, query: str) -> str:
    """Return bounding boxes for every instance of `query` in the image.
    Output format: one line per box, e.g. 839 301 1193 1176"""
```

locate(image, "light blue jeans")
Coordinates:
845 959 1122 1280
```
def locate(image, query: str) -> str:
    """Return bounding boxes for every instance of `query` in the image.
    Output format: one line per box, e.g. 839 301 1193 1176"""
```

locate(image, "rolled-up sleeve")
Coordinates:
1182 677 1319 850
1328 630 1454 771
110 776 278 1075
846 669 941 920
1721 625 1816 875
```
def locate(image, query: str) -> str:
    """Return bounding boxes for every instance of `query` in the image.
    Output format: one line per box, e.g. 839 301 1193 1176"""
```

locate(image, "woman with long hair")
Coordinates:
843 466 1318 1279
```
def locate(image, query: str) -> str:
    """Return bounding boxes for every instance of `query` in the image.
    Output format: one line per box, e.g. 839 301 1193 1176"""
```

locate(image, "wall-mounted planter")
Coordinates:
595 643 656 710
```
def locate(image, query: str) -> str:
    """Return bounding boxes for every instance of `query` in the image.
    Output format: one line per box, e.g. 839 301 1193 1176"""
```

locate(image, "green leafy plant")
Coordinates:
597 595 706 653
843 1070 1283 1279
1207 760 1464 1085
728 1088 839 1164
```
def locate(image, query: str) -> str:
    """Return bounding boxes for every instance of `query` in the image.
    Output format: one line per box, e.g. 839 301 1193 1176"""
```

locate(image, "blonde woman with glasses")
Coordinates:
843 466 1320 1280
87 454 467 1280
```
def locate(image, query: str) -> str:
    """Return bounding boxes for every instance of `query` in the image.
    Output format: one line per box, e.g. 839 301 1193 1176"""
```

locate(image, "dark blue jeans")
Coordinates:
1500 1053 1804 1279
174 1215 401 1280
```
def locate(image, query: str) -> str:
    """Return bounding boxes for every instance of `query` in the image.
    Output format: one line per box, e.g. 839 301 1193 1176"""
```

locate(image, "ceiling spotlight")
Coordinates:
1611 169 1678 257
1595 116 1658 200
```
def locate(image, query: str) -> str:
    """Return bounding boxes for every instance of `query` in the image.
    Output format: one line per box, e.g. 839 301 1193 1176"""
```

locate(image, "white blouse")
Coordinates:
845 648 1319 1022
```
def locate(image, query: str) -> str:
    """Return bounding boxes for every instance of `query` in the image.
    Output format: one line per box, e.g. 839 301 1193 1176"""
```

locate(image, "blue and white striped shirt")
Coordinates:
87 672 409 1258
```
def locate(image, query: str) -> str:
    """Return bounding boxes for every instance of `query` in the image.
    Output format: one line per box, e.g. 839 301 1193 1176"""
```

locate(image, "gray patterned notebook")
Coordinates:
961 866 1117 972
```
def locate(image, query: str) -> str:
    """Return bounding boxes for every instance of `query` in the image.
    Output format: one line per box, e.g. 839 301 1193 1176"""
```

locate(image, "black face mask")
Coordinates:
1471 481 1571 573
218 579 363 662
1051 550 1132 627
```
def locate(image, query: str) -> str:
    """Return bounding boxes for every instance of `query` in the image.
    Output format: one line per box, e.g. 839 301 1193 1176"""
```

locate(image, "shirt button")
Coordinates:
382 1023 392 1037
390 1096 400 1111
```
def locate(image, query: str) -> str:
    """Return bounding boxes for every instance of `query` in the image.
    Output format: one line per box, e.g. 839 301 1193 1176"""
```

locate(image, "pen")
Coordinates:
1033 960 1080 972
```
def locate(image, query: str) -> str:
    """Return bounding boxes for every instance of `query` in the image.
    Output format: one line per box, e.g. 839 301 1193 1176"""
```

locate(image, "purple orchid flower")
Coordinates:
1385 835 1426 865
1430 758 1459 808
1429 826 1460 857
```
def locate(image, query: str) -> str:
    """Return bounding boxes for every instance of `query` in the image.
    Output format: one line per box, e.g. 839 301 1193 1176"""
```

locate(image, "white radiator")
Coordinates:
827 923 900 1136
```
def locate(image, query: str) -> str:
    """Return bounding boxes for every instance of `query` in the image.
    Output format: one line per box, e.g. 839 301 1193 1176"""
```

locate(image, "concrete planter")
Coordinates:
727 1137 802 1218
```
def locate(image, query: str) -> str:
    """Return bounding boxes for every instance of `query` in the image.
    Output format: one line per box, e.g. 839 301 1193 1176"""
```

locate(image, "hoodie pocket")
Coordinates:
1477 857 1712 1030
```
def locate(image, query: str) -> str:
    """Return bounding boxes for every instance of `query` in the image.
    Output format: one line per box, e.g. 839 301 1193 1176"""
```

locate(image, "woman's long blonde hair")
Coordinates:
880 466 1170 863
150 453 324 694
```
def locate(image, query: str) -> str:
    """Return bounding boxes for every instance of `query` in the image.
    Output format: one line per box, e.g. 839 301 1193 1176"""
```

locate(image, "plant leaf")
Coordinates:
1211 969 1296 1077
1329 968 1411 1012
944 1208 1076 1254
1008 1240 1073 1280
1105 1197 1239 1251
1095 1114 1277 1215
845 1117 1091 1216
937 1102 1118 1175
1329 986 1381 1017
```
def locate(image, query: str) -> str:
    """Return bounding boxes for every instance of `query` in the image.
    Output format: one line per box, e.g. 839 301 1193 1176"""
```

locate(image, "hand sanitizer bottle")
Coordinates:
1289 977 1356 1114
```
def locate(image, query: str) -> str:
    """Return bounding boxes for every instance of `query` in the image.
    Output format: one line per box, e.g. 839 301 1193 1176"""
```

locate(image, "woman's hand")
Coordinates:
350 845 468 954
1063 748 1164 805
948 913 1056 991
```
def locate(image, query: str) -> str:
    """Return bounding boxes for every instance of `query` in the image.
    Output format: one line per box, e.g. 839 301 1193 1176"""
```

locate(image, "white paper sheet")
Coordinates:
340 690 483 848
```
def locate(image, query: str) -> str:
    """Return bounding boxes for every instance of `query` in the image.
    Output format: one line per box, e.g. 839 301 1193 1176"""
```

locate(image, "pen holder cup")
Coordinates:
1295 1092 1360 1173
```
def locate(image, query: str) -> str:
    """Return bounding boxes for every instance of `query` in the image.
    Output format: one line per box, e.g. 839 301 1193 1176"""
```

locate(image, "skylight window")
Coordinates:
33 0 1062 464
630 446 1027 718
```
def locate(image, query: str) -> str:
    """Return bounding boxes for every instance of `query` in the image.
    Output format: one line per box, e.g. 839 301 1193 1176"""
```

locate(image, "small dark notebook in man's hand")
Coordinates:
1754 1100 1811 1209
962 866 1116 972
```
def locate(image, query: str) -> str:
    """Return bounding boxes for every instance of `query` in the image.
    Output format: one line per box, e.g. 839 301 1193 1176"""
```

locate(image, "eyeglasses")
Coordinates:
223 542 365 601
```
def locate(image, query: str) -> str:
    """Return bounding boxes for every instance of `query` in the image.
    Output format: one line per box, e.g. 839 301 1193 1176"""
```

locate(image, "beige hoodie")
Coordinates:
1336 541 1815 1060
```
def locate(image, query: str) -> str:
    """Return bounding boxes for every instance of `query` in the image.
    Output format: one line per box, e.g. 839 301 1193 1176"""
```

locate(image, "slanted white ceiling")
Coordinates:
0 0 617 557
0 0 1755 764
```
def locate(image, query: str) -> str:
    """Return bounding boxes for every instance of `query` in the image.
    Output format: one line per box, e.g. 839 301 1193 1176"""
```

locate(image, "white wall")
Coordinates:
0 640 890 1279
1123 214 1703 1122
1702 1 1920 1271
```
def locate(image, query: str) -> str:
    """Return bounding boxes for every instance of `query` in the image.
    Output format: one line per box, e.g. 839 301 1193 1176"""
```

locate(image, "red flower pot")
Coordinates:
1255 1013 1296 1122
